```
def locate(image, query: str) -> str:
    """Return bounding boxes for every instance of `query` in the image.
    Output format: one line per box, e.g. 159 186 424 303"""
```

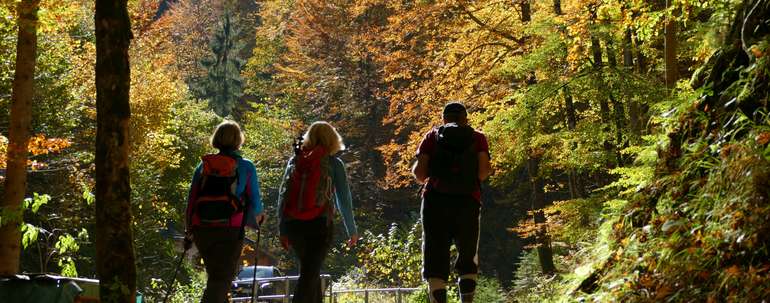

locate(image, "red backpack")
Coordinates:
193 154 244 225
279 145 335 220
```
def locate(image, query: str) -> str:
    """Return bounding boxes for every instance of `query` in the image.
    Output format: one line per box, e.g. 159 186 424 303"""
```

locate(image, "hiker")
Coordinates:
185 120 265 303
412 102 492 303
277 121 359 303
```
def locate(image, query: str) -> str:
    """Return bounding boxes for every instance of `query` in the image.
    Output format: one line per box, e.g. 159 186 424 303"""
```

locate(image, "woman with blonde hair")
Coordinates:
277 121 358 303
185 120 265 302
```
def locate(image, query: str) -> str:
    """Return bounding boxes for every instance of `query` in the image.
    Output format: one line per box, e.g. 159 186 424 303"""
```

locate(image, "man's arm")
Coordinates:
412 154 430 184
478 152 491 181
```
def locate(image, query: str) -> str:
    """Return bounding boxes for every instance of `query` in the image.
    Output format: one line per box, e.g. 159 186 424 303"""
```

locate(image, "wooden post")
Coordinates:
283 277 290 303
321 277 326 302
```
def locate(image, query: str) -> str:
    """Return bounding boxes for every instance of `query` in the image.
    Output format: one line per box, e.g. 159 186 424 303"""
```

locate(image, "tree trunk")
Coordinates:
527 153 556 275
564 88 577 131
630 5 647 74
588 5 616 169
520 0 531 23
607 39 625 165
622 29 634 69
588 5 611 125
664 0 679 89
0 0 40 276
553 0 562 15
522 61 554 274
562 87 585 199
624 28 643 140
590 38 611 124
95 1 136 302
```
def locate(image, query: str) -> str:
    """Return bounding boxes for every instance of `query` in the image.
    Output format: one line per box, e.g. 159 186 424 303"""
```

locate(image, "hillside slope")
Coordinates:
578 1 770 301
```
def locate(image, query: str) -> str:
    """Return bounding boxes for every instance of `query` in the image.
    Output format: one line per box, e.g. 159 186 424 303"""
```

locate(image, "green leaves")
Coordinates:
82 188 95 205
23 192 50 213
58 256 78 277
356 220 423 287
21 224 39 249
55 233 79 255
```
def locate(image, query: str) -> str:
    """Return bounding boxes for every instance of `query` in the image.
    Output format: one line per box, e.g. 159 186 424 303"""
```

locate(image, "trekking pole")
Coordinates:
250 225 262 303
163 237 191 303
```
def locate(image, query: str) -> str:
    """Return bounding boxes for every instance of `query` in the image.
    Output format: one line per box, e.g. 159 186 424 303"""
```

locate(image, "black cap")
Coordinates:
443 102 467 117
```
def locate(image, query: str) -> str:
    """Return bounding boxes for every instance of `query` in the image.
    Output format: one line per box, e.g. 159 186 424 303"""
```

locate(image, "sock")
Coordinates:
428 278 447 303
458 274 478 303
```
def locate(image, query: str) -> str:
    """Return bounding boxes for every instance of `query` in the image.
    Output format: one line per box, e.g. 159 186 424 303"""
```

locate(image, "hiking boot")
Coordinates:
458 278 476 303
429 289 447 303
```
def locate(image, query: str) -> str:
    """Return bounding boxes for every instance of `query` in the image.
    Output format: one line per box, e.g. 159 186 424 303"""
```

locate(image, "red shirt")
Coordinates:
416 126 490 202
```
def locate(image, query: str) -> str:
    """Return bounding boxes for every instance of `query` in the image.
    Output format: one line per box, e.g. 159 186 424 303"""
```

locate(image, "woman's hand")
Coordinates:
183 232 193 250
254 213 266 226
347 233 359 248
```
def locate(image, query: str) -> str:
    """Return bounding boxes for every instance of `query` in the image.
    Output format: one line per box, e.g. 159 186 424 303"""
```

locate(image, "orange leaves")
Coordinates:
27 134 71 156
0 134 71 170
654 285 673 300
755 132 770 145
724 265 741 276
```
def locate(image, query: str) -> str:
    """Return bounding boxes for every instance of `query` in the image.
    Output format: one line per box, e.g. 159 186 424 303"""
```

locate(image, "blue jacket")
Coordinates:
186 151 263 228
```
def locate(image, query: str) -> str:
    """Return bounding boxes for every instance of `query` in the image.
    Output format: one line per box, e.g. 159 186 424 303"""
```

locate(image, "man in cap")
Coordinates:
412 101 492 303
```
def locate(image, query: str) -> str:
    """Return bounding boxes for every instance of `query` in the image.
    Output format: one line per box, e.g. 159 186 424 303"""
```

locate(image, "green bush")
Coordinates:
404 277 505 303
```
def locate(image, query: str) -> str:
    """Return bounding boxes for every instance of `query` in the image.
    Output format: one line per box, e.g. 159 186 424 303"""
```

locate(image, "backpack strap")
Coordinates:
223 154 249 238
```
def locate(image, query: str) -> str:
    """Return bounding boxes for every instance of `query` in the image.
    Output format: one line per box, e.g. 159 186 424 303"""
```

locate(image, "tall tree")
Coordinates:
553 0 562 15
191 7 245 118
520 0 532 22
664 0 679 89
95 0 136 301
527 152 555 275
0 0 40 276
517 4 554 273
621 8 643 140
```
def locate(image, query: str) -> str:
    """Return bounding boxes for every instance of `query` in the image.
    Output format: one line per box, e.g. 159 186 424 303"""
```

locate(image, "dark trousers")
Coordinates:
421 191 481 281
192 227 243 303
285 217 333 303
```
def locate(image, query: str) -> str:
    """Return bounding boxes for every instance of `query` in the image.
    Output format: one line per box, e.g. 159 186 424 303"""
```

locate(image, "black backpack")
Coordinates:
194 154 244 224
428 123 479 195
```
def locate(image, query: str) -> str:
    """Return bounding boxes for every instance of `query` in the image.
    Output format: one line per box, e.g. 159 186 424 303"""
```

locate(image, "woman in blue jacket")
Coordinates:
277 121 358 303
186 121 265 303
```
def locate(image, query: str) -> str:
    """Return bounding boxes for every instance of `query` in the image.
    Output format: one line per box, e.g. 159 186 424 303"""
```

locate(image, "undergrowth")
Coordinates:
508 3 770 300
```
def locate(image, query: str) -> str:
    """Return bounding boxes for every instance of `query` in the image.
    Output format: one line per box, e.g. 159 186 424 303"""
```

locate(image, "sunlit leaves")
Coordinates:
23 192 50 214
240 103 298 189
20 224 39 249
355 221 423 287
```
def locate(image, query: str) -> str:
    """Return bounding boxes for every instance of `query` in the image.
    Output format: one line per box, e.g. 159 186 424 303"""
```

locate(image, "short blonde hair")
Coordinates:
302 121 345 155
210 120 245 151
